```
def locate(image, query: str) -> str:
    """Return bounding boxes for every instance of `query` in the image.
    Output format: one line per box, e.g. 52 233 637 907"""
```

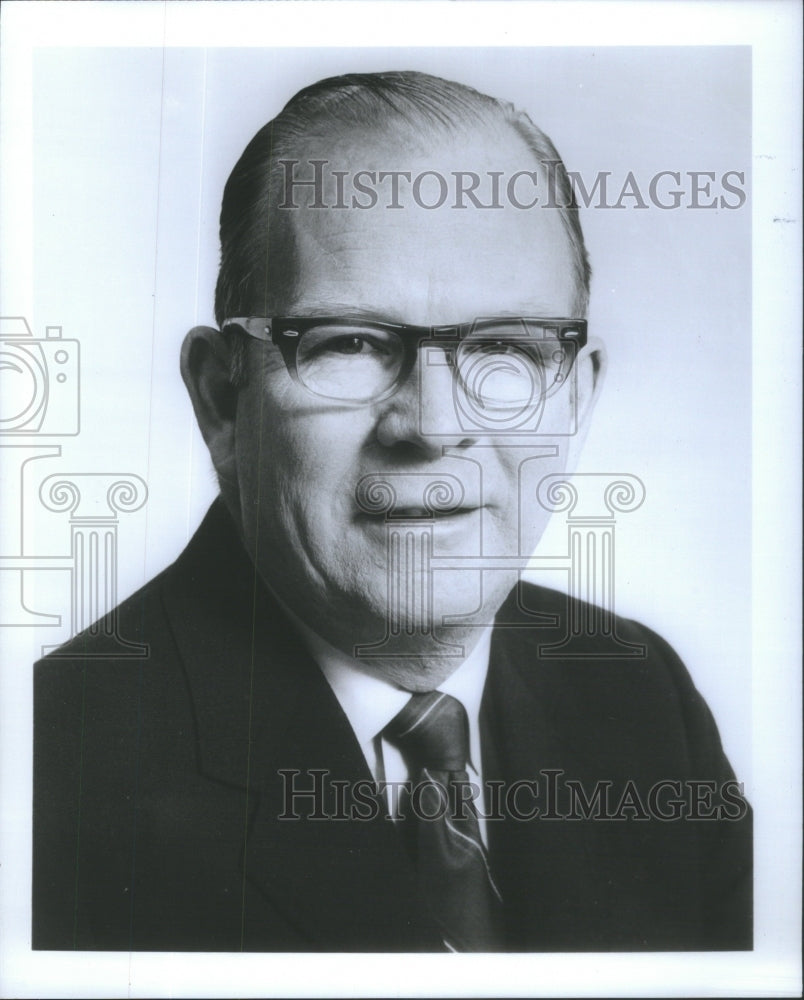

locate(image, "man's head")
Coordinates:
182 71 605 688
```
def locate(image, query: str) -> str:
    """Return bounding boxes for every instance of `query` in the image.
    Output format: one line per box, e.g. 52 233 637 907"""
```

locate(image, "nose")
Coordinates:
374 346 477 458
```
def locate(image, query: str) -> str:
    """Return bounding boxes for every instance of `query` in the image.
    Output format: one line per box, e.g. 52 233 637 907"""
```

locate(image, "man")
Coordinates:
33 71 751 952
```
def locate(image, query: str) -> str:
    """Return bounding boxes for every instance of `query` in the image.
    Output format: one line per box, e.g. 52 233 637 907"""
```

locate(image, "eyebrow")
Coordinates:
279 303 571 322
282 303 403 321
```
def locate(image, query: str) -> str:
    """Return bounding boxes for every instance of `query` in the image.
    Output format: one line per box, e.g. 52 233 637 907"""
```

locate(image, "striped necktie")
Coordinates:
383 691 504 951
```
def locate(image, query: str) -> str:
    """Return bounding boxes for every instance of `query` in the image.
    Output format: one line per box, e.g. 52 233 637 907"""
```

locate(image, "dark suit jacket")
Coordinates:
33 500 752 951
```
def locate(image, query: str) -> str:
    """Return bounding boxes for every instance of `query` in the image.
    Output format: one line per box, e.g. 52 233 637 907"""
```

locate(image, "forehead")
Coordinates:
282 124 578 324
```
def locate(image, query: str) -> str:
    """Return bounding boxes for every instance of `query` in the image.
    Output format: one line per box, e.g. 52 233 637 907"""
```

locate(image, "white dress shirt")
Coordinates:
289 614 493 843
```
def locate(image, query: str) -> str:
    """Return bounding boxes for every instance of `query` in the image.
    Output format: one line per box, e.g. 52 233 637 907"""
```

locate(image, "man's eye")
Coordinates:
486 340 518 356
328 336 371 355
472 340 547 366
321 335 389 357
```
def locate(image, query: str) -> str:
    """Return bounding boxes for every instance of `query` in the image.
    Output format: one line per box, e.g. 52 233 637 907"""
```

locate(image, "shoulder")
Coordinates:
34 499 238 695
493 579 687 671
34 563 179 730
33 497 295 770
37 565 169 661
491 581 732 776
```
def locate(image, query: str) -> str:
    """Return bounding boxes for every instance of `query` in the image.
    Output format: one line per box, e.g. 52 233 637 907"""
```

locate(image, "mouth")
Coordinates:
356 505 481 522
393 505 478 520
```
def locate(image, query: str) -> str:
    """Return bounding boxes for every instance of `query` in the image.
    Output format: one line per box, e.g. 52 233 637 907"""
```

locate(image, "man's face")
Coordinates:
227 126 595 677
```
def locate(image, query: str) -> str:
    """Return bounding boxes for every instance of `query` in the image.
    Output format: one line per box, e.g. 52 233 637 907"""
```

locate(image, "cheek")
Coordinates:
238 397 374 523
492 430 573 543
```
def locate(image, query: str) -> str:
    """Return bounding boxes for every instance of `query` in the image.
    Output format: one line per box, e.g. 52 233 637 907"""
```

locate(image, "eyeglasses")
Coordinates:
221 316 587 408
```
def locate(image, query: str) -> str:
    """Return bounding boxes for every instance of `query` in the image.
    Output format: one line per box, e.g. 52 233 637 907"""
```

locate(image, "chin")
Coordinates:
360 655 468 693
328 567 513 657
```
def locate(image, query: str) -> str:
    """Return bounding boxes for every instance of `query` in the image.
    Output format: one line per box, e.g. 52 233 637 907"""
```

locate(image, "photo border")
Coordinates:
1 2 800 998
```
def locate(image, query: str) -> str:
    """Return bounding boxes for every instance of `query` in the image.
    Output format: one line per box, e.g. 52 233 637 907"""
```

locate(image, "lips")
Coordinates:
353 472 476 519
392 505 478 519
356 504 480 522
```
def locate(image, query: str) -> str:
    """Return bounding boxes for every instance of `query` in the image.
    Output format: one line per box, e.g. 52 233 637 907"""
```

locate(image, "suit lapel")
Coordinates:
160 501 441 950
245 673 442 950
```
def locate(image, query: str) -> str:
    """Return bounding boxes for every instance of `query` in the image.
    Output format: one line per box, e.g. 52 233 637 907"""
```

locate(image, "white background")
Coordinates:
1 2 801 998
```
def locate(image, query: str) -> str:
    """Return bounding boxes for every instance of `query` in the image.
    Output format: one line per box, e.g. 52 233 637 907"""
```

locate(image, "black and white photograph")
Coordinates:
0 2 800 997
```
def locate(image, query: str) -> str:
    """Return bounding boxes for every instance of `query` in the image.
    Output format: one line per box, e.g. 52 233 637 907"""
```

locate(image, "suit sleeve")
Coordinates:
643 623 753 949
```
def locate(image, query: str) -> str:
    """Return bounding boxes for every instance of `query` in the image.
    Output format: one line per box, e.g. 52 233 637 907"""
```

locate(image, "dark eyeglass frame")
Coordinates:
221 315 588 404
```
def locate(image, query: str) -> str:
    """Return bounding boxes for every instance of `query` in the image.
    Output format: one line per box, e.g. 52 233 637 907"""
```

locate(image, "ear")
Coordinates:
564 336 607 472
180 326 239 486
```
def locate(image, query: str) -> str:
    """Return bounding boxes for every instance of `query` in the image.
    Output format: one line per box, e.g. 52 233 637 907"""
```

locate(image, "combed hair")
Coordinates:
215 71 591 380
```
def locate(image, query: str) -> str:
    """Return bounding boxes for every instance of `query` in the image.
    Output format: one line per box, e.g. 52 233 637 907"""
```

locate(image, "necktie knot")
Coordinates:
383 691 470 774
